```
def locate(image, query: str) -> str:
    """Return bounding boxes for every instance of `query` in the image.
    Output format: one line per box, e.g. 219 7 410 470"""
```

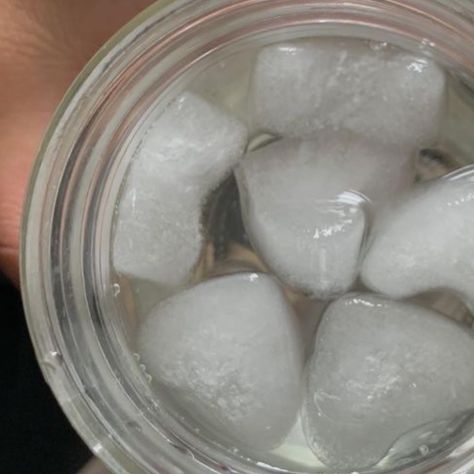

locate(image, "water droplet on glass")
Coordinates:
113 283 121 297
125 421 143 433
41 350 64 373
369 41 388 51
419 445 430 456
92 442 103 454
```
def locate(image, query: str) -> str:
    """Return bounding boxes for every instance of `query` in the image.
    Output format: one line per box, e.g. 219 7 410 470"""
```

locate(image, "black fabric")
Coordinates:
0 276 91 474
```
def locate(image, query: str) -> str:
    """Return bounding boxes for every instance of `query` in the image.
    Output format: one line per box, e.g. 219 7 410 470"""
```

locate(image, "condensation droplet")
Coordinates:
92 442 103 454
41 350 64 373
419 38 436 50
112 283 121 297
419 445 430 456
369 40 388 51
125 421 143 433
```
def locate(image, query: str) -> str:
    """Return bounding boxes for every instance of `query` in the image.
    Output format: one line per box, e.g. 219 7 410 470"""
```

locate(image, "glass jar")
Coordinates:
20 1 474 473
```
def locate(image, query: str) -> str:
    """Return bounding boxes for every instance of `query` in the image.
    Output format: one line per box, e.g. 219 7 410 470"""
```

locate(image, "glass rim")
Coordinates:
20 1 474 473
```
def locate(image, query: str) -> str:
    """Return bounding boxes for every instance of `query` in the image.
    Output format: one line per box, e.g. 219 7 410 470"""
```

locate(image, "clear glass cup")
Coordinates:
20 1 474 473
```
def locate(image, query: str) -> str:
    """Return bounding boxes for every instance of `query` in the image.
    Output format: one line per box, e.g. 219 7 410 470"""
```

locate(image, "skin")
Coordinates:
0 0 154 285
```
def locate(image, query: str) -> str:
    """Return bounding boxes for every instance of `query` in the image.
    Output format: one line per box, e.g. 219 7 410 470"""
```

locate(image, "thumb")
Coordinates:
0 0 154 286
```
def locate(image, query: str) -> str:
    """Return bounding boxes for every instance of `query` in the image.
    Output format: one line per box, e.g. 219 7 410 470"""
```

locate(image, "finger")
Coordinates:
0 0 154 285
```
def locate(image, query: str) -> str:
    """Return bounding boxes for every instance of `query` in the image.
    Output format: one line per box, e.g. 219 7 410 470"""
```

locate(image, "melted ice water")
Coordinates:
113 38 474 473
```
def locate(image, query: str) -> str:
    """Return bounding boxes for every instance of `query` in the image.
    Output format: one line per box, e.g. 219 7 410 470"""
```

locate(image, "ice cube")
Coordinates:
236 133 413 297
113 92 248 286
303 294 474 470
362 166 474 308
137 273 304 450
252 39 446 148
138 92 248 189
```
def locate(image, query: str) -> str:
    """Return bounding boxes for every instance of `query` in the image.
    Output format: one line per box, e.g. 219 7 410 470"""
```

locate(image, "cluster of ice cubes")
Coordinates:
112 37 474 471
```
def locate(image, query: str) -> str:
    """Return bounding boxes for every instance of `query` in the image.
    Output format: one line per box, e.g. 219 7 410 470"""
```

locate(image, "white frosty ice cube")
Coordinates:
137 273 304 450
114 92 248 286
303 294 474 470
236 133 413 297
253 39 446 148
139 92 248 189
362 166 474 308
114 180 203 288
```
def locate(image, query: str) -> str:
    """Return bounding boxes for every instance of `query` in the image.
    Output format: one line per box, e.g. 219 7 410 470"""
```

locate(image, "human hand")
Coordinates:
0 0 154 285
